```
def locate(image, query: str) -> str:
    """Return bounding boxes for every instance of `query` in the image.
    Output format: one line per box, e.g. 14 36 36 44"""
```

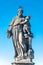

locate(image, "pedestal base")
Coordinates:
12 62 34 65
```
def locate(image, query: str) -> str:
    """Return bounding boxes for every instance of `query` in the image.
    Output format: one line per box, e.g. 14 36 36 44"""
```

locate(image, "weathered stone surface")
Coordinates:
7 7 34 65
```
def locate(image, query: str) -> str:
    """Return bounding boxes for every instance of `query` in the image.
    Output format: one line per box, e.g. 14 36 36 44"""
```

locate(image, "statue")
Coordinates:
7 7 34 62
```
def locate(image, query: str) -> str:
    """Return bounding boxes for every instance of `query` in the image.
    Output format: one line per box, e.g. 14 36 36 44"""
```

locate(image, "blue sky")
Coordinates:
0 0 43 65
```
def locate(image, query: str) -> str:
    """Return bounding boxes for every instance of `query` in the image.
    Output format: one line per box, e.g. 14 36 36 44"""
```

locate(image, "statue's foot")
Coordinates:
15 55 23 61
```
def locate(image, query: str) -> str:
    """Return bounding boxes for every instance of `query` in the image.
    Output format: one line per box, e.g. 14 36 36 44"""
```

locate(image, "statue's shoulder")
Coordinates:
11 15 18 22
13 15 17 20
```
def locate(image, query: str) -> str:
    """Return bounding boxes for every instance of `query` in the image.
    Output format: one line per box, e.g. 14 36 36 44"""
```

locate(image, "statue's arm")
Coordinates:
20 16 31 24
9 18 15 30
21 19 28 24
9 18 15 26
7 17 15 38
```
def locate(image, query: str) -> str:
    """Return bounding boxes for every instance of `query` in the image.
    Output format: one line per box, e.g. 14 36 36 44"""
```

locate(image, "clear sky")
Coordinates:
0 0 43 65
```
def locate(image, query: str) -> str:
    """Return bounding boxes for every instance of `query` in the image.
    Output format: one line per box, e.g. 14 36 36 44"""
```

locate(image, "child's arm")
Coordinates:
20 16 30 24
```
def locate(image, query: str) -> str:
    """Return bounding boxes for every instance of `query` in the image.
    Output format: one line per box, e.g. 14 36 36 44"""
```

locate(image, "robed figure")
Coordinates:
7 7 34 61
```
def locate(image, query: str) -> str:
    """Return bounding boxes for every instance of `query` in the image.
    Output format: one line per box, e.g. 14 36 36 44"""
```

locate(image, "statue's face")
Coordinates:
18 9 23 17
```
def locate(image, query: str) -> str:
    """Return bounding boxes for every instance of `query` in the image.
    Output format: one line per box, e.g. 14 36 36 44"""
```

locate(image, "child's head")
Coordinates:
25 16 30 20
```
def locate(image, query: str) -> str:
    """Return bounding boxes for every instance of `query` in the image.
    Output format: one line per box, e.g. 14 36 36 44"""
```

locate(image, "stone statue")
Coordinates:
7 7 34 63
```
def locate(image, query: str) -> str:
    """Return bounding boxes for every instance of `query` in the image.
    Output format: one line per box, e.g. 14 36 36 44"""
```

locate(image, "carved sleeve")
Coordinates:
8 17 16 31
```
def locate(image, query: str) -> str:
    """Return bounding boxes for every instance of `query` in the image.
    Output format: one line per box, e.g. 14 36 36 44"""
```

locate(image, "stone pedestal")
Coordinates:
12 62 34 65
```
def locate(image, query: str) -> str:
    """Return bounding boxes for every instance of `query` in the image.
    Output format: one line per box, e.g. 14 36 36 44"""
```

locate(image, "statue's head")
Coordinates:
18 6 23 17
